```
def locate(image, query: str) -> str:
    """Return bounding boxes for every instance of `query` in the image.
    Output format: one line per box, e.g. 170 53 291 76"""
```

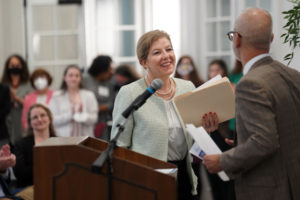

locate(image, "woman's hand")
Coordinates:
10 89 24 106
202 112 219 133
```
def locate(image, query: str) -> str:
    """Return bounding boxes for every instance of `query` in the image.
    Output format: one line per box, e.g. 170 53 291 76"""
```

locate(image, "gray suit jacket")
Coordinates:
220 56 300 200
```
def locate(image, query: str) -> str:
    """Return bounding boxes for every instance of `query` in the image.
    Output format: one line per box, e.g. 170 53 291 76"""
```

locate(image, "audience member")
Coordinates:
111 30 219 200
0 84 11 146
175 55 204 87
228 60 243 135
229 60 243 90
208 59 229 79
0 144 16 197
13 104 55 188
175 55 204 198
82 55 116 140
114 64 140 92
207 59 235 200
21 68 54 130
1 54 32 144
207 59 233 140
49 65 98 137
203 8 300 200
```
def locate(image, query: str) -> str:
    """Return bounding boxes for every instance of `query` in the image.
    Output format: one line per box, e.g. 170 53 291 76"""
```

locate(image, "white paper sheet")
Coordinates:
187 124 230 181
192 74 222 92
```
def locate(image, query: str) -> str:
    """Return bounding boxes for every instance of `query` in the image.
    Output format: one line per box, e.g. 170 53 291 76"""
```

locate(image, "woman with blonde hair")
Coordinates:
111 30 219 199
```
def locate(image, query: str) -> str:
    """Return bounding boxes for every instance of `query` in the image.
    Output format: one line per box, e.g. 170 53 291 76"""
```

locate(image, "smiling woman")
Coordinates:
111 30 219 200
13 103 56 188
49 65 98 137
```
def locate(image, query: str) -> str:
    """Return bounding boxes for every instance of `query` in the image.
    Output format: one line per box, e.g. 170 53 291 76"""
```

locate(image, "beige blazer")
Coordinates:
220 56 300 200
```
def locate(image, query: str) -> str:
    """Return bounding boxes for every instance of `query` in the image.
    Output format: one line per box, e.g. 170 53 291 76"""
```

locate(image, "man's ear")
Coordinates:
271 33 274 43
235 34 242 48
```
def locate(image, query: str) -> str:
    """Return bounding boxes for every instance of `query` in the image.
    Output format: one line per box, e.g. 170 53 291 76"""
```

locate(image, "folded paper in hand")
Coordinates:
174 75 235 127
186 124 230 181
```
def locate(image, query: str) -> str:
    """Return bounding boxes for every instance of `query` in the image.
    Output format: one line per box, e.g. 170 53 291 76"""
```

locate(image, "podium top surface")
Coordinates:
36 136 89 147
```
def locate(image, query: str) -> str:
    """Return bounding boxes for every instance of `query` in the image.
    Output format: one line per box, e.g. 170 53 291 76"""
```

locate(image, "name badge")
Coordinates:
98 86 109 97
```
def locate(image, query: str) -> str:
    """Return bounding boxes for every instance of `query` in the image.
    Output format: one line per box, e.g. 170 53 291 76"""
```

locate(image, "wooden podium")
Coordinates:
34 137 177 200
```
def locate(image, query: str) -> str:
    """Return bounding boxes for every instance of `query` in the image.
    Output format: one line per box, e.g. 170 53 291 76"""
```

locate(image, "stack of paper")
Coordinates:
174 75 235 127
187 124 229 181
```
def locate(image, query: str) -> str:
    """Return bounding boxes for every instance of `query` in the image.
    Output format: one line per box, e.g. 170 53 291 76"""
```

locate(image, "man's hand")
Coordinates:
203 154 222 174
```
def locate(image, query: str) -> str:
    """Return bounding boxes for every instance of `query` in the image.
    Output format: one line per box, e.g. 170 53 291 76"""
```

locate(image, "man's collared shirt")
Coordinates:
243 53 270 75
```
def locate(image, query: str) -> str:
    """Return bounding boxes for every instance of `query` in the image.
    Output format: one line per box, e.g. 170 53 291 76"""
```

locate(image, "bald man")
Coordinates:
203 8 300 200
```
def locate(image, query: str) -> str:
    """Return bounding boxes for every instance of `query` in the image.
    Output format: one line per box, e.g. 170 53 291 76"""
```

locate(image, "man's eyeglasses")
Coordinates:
227 31 242 41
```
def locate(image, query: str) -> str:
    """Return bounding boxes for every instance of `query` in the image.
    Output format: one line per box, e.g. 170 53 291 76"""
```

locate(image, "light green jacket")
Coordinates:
111 78 197 194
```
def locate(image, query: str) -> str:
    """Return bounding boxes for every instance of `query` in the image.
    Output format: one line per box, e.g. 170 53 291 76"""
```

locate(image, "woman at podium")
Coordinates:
111 30 219 200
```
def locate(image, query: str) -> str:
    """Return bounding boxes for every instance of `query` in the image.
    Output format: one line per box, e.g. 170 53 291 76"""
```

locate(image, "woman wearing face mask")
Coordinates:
1 54 31 144
49 65 98 137
175 55 204 87
21 68 54 130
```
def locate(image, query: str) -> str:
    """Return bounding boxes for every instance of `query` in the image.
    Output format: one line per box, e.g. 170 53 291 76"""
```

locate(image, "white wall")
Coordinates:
180 0 205 80
0 0 25 78
0 0 299 81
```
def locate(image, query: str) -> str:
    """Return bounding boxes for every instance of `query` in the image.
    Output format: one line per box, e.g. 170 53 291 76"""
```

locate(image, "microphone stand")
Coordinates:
91 80 161 200
91 119 126 200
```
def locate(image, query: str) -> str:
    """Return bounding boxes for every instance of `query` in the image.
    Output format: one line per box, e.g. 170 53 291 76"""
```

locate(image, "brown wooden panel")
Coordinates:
34 137 177 200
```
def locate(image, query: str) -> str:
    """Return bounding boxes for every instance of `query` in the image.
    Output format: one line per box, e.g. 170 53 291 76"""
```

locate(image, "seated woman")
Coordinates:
49 65 98 137
13 103 56 187
21 68 54 130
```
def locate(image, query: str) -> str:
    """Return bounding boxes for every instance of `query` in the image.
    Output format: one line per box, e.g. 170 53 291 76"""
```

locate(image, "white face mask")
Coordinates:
34 77 48 90
176 64 194 76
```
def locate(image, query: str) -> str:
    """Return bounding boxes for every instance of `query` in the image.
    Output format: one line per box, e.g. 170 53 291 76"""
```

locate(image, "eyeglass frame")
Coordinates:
227 31 242 41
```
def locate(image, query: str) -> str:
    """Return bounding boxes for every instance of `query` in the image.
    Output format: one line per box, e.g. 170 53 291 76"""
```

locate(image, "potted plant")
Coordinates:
281 0 300 65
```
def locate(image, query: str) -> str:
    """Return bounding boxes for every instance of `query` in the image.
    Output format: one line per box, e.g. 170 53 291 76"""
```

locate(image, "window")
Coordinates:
203 0 233 71
86 0 142 72
26 0 83 89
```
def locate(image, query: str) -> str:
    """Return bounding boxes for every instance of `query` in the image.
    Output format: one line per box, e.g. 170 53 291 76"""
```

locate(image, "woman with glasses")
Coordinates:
13 103 56 187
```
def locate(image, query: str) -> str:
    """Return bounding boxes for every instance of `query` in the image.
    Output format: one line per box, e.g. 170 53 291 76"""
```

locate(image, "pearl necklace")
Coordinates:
144 75 175 99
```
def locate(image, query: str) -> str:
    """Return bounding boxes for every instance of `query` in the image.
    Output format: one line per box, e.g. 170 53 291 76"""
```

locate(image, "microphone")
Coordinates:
122 79 163 118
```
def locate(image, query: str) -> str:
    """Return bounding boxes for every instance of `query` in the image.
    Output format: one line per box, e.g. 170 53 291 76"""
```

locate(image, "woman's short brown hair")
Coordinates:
30 68 53 89
136 30 172 64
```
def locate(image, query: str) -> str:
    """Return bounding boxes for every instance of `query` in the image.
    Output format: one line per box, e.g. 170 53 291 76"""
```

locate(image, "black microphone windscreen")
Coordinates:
151 79 163 90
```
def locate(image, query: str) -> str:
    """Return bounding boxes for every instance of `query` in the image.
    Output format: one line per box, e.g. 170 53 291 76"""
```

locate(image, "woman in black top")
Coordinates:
13 103 56 187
